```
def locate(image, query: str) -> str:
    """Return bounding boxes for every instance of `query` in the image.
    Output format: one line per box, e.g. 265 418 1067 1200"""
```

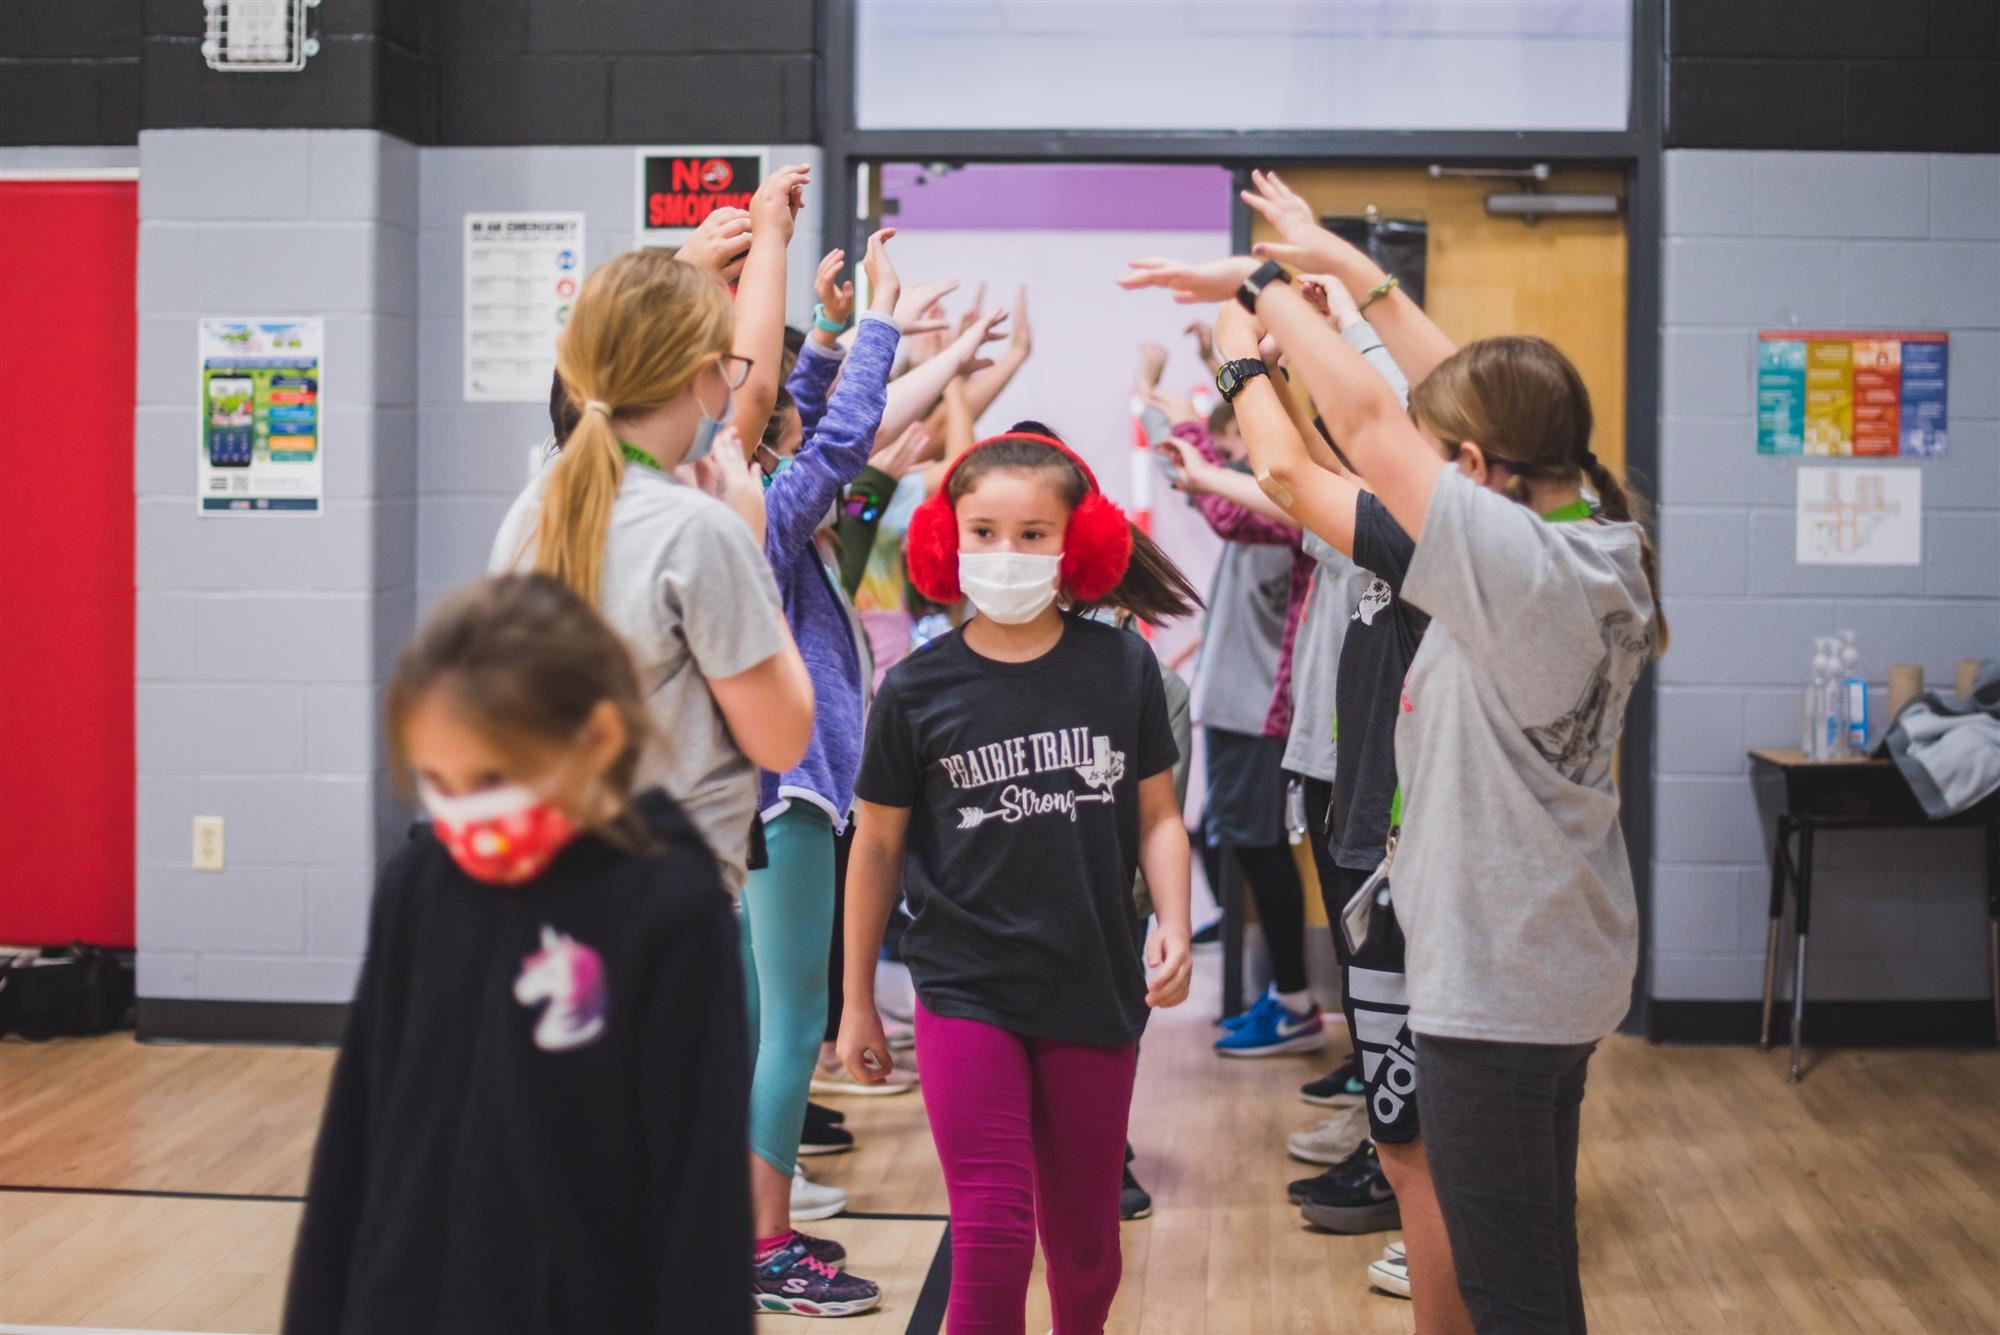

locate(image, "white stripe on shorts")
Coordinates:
1355 1007 1407 1048
1348 966 1408 1008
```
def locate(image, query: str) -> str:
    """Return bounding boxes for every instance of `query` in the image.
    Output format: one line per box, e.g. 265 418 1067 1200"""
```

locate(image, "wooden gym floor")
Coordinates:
3 962 1999 1334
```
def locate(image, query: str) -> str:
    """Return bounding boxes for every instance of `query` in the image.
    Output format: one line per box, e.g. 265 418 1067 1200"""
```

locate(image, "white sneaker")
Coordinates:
791 1165 849 1222
1287 1103 1369 1166
1367 1252 1411 1298
1383 1239 1405 1261
810 1055 918 1097
876 959 915 1024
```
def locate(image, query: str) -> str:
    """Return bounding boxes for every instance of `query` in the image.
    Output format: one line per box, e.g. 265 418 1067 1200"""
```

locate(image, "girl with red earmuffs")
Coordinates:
837 425 1202 1333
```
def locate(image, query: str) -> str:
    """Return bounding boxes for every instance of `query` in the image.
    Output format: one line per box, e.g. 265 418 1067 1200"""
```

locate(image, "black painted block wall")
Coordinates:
1668 0 2000 152
0 0 141 145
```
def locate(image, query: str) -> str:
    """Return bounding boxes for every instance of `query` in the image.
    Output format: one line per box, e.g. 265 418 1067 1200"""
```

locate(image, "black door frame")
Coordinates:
817 0 1666 1034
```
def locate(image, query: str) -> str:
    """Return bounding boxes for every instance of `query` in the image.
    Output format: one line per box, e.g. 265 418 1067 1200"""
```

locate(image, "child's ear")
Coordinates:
579 699 628 777
1454 440 1490 484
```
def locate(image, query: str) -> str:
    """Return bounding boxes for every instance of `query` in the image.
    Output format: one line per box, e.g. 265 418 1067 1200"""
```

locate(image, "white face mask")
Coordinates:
958 551 1062 625
685 372 735 464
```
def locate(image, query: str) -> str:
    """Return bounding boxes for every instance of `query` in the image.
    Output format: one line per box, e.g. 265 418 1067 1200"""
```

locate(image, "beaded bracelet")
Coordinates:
1358 275 1401 313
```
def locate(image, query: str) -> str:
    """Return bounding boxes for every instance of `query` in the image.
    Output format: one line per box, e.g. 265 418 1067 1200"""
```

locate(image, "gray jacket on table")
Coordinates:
1878 659 2000 818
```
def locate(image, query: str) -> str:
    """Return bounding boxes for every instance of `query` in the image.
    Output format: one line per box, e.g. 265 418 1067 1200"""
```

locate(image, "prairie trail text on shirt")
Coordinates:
939 726 1108 791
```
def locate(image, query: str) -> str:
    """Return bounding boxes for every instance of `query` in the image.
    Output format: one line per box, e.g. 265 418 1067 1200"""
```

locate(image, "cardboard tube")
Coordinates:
1956 659 1980 699
1887 664 1924 721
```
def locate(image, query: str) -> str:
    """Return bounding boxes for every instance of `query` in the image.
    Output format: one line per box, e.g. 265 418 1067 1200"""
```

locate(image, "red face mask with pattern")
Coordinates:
419 781 579 885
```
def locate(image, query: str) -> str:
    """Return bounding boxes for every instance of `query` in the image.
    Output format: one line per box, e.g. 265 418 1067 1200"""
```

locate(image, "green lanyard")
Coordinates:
619 441 664 473
1541 498 1593 524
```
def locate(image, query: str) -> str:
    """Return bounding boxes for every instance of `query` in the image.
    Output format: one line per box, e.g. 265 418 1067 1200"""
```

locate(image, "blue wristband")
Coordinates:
812 303 849 335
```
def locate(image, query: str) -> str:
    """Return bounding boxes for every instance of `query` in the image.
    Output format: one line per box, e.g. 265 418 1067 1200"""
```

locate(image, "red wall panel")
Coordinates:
0 180 138 946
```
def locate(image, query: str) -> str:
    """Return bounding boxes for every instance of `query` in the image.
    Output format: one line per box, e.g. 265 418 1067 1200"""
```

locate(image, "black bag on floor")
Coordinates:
1 944 134 1040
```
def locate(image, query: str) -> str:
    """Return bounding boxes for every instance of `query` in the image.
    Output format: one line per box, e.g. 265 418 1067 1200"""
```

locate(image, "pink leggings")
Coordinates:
915 1000 1138 1335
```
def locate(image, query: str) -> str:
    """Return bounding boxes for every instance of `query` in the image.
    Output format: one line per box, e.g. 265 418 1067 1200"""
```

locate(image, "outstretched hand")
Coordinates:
1135 341 1168 391
862 227 901 316
675 206 753 279
1299 271 1362 331
814 248 855 326
675 428 765 543
1117 256 1261 306
951 305 1009 375
896 277 961 332
869 422 931 480
1009 286 1033 359
1240 169 1368 277
750 163 811 242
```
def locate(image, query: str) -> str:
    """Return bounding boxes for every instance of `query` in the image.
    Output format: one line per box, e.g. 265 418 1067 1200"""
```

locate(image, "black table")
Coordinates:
1749 747 2000 1082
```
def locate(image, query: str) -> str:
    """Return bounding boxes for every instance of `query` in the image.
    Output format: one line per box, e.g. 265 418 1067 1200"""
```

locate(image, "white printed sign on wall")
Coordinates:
464 212 585 403
1796 466 1922 566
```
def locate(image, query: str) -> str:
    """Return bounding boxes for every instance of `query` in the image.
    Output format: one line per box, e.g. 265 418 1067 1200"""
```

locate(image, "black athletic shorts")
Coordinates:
1321 856 1419 1146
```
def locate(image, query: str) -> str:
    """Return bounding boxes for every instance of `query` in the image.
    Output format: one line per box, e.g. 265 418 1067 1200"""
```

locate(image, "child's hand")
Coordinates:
750 163 811 242
862 227 902 317
1144 922 1192 1008
676 207 753 280
835 1008 895 1086
814 247 854 326
1300 272 1362 332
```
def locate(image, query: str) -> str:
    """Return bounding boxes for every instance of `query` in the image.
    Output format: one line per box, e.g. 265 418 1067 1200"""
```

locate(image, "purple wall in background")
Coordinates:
881 163 1233 231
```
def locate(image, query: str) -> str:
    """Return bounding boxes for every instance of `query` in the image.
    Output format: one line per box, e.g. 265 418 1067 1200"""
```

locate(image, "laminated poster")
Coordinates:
465 212 585 403
1757 330 1948 457
197 318 323 515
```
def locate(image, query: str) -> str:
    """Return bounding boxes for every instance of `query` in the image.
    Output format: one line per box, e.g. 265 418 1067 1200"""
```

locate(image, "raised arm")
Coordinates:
729 162 811 456
1163 419 1296 546
784 247 856 435
1242 169 1457 388
1158 435 1298 529
960 286 1033 424
880 302 1006 445
1213 301 1364 556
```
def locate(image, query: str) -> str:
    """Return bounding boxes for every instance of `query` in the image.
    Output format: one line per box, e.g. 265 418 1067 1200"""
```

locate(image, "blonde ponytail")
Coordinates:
1583 458 1669 657
533 251 732 606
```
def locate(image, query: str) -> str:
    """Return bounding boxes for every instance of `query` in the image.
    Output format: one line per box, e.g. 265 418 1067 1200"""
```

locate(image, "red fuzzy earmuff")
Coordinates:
906 431 1134 604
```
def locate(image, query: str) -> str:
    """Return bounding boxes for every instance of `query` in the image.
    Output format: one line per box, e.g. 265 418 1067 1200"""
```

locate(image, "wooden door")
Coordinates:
1251 166 1629 476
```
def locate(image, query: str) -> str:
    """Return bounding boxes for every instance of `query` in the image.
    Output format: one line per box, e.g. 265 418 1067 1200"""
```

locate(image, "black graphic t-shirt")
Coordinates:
854 615 1179 1047
1328 492 1430 871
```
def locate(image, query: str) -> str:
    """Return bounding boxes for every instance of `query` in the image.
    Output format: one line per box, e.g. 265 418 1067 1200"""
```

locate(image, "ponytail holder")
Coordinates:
906 431 1133 605
583 400 612 418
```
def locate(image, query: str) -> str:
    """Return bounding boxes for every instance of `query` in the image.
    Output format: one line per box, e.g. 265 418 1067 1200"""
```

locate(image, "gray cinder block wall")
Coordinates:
1653 150 2000 1004
135 129 419 1011
134 135 823 1012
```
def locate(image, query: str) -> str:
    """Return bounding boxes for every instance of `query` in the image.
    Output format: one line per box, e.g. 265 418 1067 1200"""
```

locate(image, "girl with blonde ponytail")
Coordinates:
1123 169 1667 1335
491 247 814 896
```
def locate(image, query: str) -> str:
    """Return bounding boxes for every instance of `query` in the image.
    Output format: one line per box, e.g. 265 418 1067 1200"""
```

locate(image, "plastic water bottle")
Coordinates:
1285 778 1307 846
1802 636 1845 760
1840 630 1868 753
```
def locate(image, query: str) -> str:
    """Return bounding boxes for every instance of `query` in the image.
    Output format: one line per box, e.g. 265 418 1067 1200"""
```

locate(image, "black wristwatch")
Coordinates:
1215 358 1269 402
1235 259 1290 312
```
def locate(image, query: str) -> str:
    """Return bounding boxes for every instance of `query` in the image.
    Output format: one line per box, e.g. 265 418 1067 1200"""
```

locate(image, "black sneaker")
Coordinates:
1297 1142 1400 1235
1191 916 1224 946
1120 1163 1154 1221
805 1100 846 1126
799 1116 855 1156
1299 1056 1365 1108
751 1237 881 1317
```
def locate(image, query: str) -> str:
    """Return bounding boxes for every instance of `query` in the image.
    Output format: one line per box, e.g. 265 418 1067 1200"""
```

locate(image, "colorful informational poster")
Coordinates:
196 317 323 515
1796 466 1921 566
1757 331 1948 456
464 212 585 403
1756 338 1806 455
635 146 768 244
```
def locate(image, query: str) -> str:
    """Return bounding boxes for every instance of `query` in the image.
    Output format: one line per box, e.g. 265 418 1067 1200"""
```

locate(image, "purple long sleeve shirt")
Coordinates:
758 316 899 829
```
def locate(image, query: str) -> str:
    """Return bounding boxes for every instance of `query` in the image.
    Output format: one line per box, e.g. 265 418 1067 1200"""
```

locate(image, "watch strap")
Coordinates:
1235 259 1289 313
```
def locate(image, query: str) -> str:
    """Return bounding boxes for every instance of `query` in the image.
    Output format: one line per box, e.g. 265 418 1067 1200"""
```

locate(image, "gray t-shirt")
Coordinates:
1191 539 1292 736
490 464 789 893
1393 467 1657 1044
1282 533 1370 782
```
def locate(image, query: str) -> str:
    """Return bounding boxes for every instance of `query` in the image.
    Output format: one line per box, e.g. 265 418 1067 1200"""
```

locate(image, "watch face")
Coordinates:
1216 366 1238 396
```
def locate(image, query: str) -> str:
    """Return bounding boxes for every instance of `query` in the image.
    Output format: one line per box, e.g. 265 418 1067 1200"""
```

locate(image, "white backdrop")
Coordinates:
886 226 1235 672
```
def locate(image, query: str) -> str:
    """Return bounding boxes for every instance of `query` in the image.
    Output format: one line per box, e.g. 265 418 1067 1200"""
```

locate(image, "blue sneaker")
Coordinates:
1214 995 1325 1057
1218 989 1280 1032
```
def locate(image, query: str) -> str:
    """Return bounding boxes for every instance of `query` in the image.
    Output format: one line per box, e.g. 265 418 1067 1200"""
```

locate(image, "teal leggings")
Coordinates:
740 803 835 1179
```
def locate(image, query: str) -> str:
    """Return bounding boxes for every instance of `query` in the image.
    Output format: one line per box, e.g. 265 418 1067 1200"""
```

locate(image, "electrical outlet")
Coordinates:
193 816 225 872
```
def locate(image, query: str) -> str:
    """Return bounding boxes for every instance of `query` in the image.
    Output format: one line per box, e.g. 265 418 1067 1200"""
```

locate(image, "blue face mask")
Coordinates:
759 454 795 490
685 377 735 465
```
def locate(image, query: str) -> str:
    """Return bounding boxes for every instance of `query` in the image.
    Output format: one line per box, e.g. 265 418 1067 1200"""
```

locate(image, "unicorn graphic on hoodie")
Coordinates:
514 925 608 1052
